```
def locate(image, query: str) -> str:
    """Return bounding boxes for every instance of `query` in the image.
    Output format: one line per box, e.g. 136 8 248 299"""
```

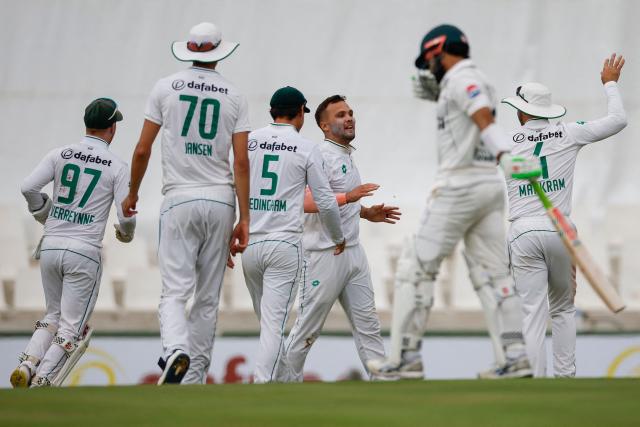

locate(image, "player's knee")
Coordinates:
396 243 437 284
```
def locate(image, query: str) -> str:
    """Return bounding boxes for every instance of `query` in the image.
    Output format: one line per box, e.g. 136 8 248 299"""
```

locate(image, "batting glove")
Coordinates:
114 224 134 243
31 194 52 225
500 154 542 180
412 69 440 101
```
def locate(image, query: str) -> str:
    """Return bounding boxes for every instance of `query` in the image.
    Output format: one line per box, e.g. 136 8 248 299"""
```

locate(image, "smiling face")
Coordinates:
320 100 355 145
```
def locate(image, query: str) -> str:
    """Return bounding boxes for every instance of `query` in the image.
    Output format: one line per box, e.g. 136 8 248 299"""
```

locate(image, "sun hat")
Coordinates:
502 82 566 119
171 22 239 63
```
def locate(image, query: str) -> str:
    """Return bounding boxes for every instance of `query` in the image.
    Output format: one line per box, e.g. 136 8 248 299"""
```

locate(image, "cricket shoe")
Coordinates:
478 355 533 379
366 356 424 380
30 376 52 388
10 364 33 388
157 350 190 385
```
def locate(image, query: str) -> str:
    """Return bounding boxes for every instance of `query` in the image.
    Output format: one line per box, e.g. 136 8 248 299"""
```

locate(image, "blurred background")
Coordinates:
1 0 639 383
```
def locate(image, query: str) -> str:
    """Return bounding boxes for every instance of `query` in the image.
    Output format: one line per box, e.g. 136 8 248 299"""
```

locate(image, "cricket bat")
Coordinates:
530 179 625 313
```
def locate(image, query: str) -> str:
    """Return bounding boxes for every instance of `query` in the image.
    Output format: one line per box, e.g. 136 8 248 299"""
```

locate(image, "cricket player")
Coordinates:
121 22 251 384
283 95 401 381
239 86 346 383
10 98 136 388
368 24 538 379
502 54 627 377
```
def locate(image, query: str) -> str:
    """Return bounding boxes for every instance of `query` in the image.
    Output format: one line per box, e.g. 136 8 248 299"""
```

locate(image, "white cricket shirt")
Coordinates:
21 136 135 248
304 139 362 251
247 123 343 244
436 59 501 182
145 66 251 201
506 82 626 221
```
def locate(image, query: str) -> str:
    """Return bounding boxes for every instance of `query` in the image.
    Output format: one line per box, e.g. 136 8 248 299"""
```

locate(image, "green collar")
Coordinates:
83 135 110 149
324 138 355 152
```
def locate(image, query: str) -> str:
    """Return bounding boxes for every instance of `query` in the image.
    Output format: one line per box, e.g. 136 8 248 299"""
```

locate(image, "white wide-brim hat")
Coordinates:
502 82 566 119
171 22 239 63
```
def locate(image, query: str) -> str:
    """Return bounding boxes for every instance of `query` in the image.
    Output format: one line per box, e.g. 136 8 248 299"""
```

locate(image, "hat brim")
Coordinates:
303 105 310 113
114 110 123 122
171 40 239 63
415 53 427 69
501 97 566 119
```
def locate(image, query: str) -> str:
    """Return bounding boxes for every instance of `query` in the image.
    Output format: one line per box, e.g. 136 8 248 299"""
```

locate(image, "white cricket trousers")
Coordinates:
30 236 102 380
508 216 577 377
284 244 385 381
242 236 303 383
158 189 235 384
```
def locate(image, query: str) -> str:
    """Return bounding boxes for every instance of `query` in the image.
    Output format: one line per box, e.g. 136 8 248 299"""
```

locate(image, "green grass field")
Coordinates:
1 379 638 427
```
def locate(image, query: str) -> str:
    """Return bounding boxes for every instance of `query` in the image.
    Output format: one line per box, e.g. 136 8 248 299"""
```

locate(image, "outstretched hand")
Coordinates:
363 204 402 224
601 53 625 84
346 183 380 203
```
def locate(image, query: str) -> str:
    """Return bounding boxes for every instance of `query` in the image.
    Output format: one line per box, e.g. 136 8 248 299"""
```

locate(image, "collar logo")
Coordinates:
341 164 347 174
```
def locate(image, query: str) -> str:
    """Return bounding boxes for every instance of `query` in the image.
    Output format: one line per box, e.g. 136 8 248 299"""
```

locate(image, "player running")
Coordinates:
502 53 627 377
368 24 538 379
283 95 401 381
238 86 345 383
122 22 251 384
11 98 136 387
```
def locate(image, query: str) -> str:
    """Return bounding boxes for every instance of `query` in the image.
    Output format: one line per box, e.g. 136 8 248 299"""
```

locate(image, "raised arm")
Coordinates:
303 183 379 213
566 53 627 145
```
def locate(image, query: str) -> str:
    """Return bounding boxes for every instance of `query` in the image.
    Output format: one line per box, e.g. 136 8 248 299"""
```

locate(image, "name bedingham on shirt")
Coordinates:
21 136 134 248
304 139 362 251
145 66 251 199
436 59 500 179
248 124 342 244
506 82 626 221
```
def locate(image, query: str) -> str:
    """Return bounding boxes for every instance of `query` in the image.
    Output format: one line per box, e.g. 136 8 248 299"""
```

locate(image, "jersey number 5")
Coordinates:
57 164 102 207
260 154 279 196
179 95 220 140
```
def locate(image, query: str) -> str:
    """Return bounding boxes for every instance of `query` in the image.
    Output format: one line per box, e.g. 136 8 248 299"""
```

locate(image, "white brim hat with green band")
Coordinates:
171 22 239 63
501 82 566 119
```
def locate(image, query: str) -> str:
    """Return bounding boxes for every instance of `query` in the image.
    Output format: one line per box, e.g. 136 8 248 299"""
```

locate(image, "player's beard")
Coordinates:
331 122 355 143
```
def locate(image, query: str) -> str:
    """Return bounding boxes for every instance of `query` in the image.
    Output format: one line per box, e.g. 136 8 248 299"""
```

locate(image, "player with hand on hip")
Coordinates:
11 98 135 388
368 24 537 379
501 54 626 377
239 86 345 383
121 22 251 385
283 95 401 381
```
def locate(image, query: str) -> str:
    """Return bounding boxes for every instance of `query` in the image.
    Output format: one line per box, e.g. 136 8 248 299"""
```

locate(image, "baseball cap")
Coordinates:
415 24 469 69
502 83 566 119
172 22 239 63
270 86 311 113
84 98 123 129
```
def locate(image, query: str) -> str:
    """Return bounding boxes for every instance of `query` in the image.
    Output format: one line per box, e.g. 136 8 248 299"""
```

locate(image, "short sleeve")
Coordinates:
451 78 493 116
144 80 164 125
233 93 251 133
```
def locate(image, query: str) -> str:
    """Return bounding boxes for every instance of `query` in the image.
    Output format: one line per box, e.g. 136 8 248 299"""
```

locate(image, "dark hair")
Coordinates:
270 106 301 120
315 95 346 126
